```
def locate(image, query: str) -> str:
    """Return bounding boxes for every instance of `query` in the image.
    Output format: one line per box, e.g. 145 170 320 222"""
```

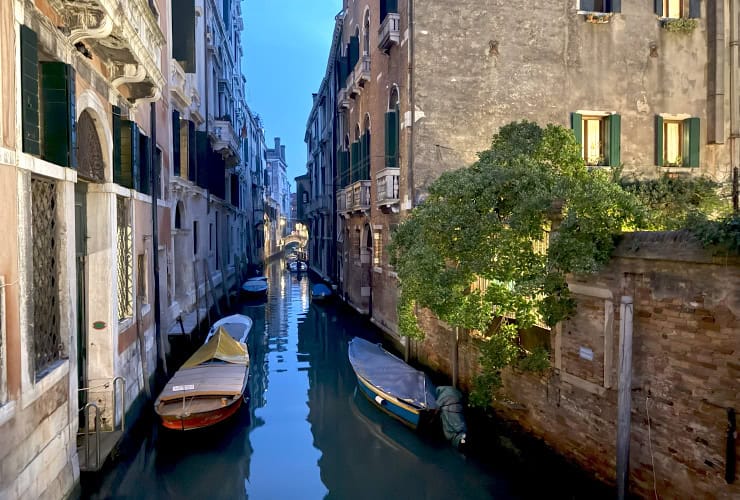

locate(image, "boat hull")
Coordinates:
158 396 243 431
354 372 423 429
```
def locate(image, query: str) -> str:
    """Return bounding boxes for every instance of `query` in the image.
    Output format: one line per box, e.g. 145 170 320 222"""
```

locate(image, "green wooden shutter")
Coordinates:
385 111 398 168
119 121 140 189
112 106 122 182
610 0 621 13
655 115 664 167
608 114 621 167
41 62 75 168
188 120 197 182
139 133 151 195
688 0 700 18
683 117 700 167
172 110 181 177
349 36 359 70
20 25 40 155
570 112 583 151
350 141 360 183
654 0 663 16
364 131 371 180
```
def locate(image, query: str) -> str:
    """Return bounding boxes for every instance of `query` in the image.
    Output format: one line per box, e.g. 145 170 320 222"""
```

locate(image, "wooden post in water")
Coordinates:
452 326 459 388
204 259 221 317
617 296 634 500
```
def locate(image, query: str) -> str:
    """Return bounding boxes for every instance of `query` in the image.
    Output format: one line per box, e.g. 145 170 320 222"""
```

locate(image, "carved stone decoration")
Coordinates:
76 110 106 182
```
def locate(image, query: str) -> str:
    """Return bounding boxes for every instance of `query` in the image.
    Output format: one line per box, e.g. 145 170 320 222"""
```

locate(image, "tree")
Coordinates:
389 121 641 405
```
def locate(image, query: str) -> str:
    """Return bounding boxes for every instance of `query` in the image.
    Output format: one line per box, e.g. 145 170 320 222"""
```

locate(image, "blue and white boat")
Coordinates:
311 283 332 301
347 337 438 429
241 277 268 297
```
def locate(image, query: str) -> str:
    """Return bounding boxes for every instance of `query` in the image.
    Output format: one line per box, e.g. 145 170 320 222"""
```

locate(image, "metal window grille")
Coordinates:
31 177 62 377
116 196 133 320
373 231 382 266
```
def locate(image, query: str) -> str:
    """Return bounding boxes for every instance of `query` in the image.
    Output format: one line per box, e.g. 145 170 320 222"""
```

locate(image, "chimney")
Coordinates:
281 145 286 161
312 93 318 103
274 137 281 150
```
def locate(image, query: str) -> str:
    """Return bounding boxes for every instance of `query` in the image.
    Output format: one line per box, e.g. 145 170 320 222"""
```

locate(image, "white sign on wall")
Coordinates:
579 347 594 361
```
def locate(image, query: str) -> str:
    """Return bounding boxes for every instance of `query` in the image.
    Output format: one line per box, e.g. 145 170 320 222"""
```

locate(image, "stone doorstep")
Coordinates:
166 308 208 336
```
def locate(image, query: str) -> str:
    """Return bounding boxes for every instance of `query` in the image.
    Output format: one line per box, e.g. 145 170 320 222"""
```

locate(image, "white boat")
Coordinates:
205 314 254 343
241 279 268 296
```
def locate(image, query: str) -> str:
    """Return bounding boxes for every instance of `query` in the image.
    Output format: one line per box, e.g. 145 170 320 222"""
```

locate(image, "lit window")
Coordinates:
663 0 682 18
655 115 700 168
373 231 382 266
571 112 621 167
664 120 682 166
583 117 606 166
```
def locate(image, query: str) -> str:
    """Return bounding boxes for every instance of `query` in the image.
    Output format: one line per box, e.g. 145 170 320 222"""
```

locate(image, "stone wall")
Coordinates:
411 233 739 498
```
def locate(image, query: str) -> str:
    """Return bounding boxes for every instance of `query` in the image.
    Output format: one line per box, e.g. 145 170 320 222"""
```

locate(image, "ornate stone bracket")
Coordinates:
111 63 146 89
68 12 113 45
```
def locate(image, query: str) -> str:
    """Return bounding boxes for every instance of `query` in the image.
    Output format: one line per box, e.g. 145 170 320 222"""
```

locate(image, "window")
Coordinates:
579 0 620 13
570 112 621 167
656 0 699 18
193 220 199 255
116 196 133 322
373 231 382 266
302 191 308 203
655 115 700 167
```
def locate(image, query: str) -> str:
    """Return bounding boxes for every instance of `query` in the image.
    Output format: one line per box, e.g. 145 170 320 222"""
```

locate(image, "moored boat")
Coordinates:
241 279 268 297
155 314 253 431
347 337 437 429
311 283 332 301
154 326 250 431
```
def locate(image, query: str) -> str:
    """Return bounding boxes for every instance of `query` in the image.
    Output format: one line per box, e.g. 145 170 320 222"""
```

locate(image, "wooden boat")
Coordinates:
241 278 268 296
155 315 252 431
347 337 438 429
311 283 332 301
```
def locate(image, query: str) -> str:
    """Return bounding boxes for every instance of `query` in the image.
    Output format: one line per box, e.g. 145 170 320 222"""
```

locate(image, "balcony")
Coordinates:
210 117 240 166
337 188 348 215
49 0 165 103
354 55 371 87
346 71 360 99
169 59 194 110
376 167 400 211
378 13 401 52
348 180 372 213
337 88 350 111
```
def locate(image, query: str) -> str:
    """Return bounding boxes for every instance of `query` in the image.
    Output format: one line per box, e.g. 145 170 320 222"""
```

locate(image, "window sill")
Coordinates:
22 360 69 410
580 12 614 24
0 400 16 427
119 317 134 332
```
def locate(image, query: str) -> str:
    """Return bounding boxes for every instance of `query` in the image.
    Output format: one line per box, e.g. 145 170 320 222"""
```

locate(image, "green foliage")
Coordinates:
686 212 740 253
389 121 641 406
619 173 729 230
518 346 551 373
661 18 698 33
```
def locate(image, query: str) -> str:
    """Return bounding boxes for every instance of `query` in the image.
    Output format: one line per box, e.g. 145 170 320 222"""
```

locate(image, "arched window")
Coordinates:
362 114 371 180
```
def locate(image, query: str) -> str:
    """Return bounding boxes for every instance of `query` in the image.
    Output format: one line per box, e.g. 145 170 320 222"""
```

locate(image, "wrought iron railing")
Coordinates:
116 196 133 320
31 177 62 377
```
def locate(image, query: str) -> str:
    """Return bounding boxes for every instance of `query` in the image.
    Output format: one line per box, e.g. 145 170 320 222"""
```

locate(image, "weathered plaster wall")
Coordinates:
412 0 732 195
411 234 739 498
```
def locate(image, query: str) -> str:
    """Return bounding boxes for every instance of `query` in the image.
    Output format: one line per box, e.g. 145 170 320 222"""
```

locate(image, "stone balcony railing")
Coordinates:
169 59 191 109
348 180 372 213
337 188 348 214
49 0 165 103
354 55 371 87
378 13 401 52
210 118 240 166
376 167 400 210
337 88 350 111
346 70 360 99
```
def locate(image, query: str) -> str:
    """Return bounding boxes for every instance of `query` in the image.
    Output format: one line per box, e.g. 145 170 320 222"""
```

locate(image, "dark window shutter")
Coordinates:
139 133 151 195
363 131 371 180
655 115 664 167
385 111 398 168
196 131 208 189
349 36 359 70
654 0 663 16
683 117 700 167
570 112 583 152
188 121 197 182
610 0 621 13
172 110 181 177
350 141 360 183
113 106 122 182
20 25 40 155
608 114 621 167
119 121 140 189
688 0 700 18
172 0 196 72
381 0 398 19
41 62 75 168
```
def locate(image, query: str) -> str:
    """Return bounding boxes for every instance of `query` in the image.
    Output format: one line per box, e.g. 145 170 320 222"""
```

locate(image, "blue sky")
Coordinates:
242 0 342 189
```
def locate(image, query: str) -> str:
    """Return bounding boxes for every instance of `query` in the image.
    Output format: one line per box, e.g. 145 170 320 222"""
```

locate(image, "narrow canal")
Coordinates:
82 259 610 499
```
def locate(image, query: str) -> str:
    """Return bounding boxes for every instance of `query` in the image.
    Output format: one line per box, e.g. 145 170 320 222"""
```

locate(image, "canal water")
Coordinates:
82 259 610 499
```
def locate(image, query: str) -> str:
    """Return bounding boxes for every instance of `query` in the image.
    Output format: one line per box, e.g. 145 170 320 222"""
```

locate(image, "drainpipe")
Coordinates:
406 0 415 211
150 103 167 379
730 0 739 211
709 0 725 145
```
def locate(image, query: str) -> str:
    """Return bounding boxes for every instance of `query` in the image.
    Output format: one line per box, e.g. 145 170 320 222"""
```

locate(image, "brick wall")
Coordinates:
412 233 739 498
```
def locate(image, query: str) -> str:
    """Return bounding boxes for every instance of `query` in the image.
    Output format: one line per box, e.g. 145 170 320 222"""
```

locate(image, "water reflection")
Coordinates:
85 259 604 499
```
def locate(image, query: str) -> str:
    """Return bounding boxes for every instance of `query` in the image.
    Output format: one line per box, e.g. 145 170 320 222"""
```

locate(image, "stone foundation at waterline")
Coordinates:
411 232 739 499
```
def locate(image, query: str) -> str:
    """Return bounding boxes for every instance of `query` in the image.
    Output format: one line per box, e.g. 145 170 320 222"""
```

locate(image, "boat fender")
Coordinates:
436 386 468 450
374 395 386 406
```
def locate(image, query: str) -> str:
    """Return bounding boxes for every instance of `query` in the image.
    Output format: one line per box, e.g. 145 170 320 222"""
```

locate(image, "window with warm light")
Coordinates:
663 0 682 18
570 112 621 167
655 115 700 167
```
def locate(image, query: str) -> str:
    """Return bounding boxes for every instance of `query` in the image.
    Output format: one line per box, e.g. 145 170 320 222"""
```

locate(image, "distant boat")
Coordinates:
311 283 332 301
205 314 253 343
154 321 251 431
241 278 268 297
347 337 438 430
288 261 307 272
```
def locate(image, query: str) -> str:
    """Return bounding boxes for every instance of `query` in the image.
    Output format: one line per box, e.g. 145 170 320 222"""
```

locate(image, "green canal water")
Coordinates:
81 259 610 499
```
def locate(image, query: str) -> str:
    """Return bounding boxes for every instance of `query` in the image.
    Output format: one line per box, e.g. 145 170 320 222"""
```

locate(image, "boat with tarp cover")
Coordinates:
347 337 438 429
155 325 250 431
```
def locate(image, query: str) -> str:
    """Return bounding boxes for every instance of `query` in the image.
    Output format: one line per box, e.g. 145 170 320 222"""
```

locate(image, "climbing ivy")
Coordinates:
389 121 641 405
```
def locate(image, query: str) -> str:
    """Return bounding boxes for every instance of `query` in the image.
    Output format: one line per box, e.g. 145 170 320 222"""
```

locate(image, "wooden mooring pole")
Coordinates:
452 326 459 388
617 296 634 500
